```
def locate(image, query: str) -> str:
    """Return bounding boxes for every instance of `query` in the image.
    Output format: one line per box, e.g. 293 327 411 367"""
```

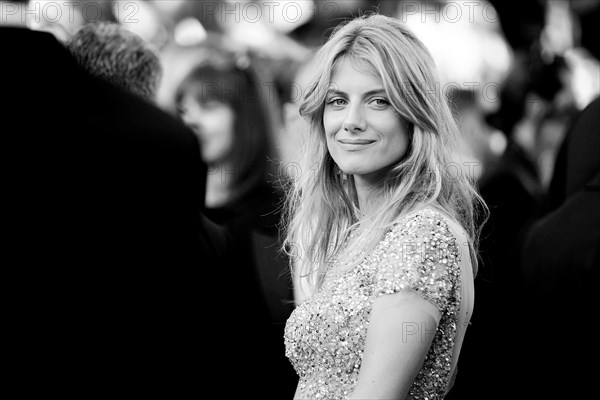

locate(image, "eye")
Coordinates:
327 97 347 107
371 98 390 107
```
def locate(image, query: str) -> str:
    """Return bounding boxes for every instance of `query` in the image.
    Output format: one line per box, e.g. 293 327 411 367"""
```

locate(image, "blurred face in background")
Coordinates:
179 92 235 164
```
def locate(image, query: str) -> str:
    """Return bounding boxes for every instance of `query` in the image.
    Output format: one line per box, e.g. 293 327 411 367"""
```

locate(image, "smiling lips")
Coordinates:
338 138 376 150
338 139 376 144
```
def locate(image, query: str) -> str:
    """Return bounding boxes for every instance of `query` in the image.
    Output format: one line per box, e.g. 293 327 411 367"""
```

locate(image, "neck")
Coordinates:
0 2 29 28
352 174 382 218
205 162 235 208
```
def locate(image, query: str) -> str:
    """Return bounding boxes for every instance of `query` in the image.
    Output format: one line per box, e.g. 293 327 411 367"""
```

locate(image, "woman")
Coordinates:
175 47 275 217
175 47 298 399
283 14 487 400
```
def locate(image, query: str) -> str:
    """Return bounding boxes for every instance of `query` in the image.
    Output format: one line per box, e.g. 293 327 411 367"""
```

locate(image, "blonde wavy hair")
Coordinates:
282 14 488 296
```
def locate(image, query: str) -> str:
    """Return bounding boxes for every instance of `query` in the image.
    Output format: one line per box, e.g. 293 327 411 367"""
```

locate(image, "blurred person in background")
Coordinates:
541 0 600 212
176 48 276 215
66 21 162 102
512 2 600 398
449 1 599 398
448 85 548 400
1 0 228 394
515 95 599 400
446 2 562 399
175 45 298 399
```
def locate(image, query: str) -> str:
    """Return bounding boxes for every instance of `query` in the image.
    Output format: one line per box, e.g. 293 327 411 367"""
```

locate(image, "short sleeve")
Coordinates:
373 209 462 313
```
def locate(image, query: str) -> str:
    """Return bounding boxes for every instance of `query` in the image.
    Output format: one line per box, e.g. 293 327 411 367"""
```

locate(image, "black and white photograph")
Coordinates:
3 1 598 398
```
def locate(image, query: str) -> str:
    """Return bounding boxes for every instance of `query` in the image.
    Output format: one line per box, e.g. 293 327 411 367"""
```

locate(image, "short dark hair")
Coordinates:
66 22 162 101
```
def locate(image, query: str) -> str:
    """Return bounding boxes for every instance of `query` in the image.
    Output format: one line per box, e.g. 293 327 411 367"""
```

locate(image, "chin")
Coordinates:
334 154 377 176
338 165 368 175
339 163 394 182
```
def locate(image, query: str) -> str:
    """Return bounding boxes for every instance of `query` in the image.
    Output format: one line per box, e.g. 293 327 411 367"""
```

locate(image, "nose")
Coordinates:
342 103 366 133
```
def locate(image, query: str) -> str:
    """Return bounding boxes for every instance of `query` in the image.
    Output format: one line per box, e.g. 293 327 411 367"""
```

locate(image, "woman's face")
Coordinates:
323 59 410 183
179 92 235 164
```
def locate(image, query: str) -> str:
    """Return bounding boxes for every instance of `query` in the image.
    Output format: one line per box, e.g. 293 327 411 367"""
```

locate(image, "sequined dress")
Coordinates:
284 208 466 400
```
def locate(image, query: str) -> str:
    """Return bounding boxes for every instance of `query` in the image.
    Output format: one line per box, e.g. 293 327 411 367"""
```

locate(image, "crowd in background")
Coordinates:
3 0 598 398
17 0 598 195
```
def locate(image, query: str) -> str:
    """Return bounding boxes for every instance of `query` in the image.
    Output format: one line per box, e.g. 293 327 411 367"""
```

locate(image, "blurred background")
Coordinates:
23 0 600 188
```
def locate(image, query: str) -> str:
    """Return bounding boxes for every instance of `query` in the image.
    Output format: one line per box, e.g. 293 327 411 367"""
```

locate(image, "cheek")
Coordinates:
374 117 410 157
322 111 341 137
388 127 410 159
322 113 338 153
219 111 235 140
205 110 234 137
323 126 339 155
212 110 235 153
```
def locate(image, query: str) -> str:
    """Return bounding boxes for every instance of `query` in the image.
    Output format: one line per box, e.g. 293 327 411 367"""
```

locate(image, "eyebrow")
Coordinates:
326 88 387 98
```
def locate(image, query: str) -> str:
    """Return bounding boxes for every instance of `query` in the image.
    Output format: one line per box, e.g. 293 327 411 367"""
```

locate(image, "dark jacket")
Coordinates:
2 26 228 395
205 183 298 399
516 97 600 399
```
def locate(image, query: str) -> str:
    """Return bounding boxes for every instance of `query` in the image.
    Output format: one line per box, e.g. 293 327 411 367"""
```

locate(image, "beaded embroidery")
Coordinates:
284 208 463 399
